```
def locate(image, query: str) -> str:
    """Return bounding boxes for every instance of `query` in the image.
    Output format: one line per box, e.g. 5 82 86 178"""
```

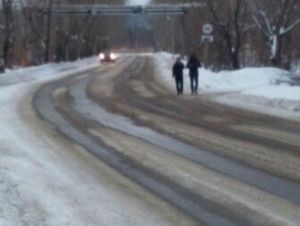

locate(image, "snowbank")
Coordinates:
0 57 97 86
153 51 300 118
154 52 290 93
243 85 300 101
199 67 289 92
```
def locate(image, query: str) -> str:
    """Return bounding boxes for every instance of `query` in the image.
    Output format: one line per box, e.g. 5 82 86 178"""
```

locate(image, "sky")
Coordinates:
126 0 151 5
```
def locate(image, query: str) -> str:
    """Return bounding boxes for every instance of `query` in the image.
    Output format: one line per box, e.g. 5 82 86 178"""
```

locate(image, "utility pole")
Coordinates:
45 0 53 63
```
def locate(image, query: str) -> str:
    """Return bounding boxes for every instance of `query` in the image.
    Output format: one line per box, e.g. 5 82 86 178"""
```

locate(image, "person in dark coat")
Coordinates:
187 54 201 95
172 57 185 95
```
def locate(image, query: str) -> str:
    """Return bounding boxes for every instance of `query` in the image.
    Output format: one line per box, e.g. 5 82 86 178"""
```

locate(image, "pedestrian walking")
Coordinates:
187 54 201 95
172 57 185 95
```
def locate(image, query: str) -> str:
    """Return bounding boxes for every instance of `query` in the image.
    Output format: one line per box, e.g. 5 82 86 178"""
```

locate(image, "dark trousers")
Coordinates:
175 76 183 94
190 74 198 94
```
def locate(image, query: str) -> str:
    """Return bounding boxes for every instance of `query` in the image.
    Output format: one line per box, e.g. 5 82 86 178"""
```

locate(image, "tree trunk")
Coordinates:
2 0 13 68
45 0 53 63
271 35 283 67
230 51 240 69
226 36 241 70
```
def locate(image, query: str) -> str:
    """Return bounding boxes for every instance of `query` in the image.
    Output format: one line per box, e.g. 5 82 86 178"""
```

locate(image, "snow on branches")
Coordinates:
252 0 300 66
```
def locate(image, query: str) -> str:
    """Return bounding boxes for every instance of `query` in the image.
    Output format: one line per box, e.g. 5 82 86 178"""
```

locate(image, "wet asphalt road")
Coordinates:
33 56 300 226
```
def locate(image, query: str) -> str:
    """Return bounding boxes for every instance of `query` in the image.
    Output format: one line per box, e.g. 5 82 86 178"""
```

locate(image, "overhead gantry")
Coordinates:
38 4 204 16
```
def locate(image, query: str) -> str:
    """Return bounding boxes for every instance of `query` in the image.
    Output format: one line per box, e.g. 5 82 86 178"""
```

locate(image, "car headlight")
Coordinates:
110 53 117 60
99 53 105 60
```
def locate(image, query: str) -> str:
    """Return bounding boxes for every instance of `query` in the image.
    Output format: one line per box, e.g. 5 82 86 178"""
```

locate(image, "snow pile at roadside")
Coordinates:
0 57 99 226
153 52 300 118
243 85 300 101
154 52 290 93
200 67 290 92
0 56 97 86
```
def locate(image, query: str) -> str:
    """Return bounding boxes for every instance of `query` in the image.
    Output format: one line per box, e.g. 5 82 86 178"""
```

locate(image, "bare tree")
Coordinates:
0 0 130 68
1 0 13 69
22 0 48 64
205 0 250 69
252 0 300 68
44 0 53 62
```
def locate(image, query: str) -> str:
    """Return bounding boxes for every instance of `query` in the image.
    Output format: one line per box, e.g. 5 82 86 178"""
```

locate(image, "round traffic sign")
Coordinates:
202 23 213 34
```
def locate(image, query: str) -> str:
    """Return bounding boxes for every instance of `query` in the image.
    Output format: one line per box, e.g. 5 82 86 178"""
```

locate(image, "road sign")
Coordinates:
201 35 214 43
202 23 213 35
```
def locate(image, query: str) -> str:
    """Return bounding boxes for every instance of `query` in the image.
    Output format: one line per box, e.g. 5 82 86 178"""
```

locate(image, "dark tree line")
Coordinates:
1 0 300 71
152 0 300 70
0 0 126 69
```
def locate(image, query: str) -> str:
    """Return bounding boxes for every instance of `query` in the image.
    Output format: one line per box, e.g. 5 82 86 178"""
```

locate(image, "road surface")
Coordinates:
2 55 300 225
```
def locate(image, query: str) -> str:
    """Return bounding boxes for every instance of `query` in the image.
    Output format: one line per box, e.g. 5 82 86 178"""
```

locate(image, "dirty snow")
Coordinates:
0 56 195 226
1 52 300 225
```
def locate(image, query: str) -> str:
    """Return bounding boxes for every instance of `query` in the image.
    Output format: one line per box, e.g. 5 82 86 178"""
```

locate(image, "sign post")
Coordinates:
201 23 214 67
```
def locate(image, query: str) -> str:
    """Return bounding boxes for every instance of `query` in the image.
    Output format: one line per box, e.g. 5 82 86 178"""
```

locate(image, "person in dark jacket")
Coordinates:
172 57 185 95
187 54 201 95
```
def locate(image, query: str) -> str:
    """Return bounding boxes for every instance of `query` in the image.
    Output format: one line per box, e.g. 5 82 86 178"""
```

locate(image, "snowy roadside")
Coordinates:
0 57 98 226
153 52 300 121
0 57 98 87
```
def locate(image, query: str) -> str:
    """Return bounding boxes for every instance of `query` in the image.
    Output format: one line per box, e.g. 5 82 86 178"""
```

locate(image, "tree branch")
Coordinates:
251 15 270 38
281 17 300 35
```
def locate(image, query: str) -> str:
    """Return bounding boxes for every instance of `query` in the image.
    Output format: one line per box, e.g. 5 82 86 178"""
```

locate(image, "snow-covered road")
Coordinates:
0 58 195 226
1 54 300 226
0 59 100 225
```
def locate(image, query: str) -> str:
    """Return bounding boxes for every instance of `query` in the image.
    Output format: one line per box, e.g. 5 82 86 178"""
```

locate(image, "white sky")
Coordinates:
126 0 151 5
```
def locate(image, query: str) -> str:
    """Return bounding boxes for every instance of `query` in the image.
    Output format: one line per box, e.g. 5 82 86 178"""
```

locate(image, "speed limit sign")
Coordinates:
202 23 213 35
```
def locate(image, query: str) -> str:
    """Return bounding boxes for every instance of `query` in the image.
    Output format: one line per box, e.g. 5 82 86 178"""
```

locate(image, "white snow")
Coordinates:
0 57 97 86
0 57 99 226
199 67 288 92
153 52 300 120
243 85 300 101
